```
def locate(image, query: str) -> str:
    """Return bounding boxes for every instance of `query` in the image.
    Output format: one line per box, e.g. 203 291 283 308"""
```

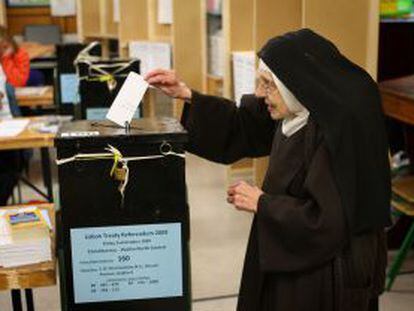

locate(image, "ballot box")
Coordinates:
55 118 190 311
56 43 101 116
77 59 141 120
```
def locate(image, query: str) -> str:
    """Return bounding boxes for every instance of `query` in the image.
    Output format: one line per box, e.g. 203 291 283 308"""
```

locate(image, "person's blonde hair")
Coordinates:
0 26 18 52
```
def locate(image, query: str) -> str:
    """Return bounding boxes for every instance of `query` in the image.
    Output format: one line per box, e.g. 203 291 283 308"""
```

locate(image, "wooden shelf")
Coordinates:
75 0 380 187
207 74 223 96
0 0 6 26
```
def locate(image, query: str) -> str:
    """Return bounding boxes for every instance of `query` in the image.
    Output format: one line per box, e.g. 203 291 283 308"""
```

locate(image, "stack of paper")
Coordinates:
232 51 256 106
0 207 52 268
0 119 30 137
129 41 172 76
208 32 224 77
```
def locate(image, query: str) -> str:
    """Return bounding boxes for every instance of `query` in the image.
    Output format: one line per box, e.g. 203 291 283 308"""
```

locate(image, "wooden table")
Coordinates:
15 86 54 108
0 204 56 311
380 75 414 126
0 117 55 201
0 117 55 151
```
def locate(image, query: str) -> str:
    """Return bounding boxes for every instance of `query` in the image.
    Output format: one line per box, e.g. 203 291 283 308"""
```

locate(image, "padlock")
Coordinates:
107 78 117 92
113 164 127 182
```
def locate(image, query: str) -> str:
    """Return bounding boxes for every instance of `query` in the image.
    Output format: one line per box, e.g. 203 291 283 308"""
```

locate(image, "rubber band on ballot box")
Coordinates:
56 142 185 202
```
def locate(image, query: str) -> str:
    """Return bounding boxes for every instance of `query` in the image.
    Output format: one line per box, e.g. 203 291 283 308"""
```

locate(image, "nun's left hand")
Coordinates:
227 181 263 213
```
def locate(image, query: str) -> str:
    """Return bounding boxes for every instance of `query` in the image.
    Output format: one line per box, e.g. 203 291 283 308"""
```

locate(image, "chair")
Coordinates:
23 24 62 45
386 175 414 290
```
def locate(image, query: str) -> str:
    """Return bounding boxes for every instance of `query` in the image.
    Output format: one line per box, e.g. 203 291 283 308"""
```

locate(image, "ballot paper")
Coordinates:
129 41 172 76
232 51 256 106
0 119 30 137
158 0 173 24
106 72 148 127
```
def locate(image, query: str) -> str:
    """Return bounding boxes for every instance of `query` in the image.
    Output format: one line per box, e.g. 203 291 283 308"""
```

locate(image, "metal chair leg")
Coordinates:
25 288 35 311
11 290 23 311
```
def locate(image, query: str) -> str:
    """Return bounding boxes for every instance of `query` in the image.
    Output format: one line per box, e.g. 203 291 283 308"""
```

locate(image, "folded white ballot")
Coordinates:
106 72 149 127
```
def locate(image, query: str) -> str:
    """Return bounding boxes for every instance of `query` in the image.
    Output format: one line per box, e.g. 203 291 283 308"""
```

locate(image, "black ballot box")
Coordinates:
55 118 190 311
56 43 102 116
77 59 141 121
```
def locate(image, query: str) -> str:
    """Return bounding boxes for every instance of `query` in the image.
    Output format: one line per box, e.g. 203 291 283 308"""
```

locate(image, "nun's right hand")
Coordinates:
144 69 192 101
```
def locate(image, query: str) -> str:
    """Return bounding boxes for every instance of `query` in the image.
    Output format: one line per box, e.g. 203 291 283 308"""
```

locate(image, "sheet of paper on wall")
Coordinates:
113 0 120 22
50 0 76 17
106 72 148 127
0 119 30 137
208 31 224 77
129 41 172 76
232 51 256 107
158 0 173 24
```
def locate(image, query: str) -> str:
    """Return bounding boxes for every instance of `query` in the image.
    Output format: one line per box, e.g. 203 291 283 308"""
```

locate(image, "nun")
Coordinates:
145 29 390 311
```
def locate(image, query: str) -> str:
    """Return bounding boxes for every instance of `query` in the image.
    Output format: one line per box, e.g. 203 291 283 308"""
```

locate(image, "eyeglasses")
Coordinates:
256 75 278 95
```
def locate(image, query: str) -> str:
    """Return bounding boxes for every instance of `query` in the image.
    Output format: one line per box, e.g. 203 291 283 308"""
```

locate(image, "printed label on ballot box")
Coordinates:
70 223 183 303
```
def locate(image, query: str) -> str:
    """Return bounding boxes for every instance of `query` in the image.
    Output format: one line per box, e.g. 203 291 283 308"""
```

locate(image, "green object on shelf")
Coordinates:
380 0 413 17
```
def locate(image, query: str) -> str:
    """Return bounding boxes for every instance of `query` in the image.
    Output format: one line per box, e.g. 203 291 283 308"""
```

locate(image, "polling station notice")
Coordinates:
70 223 183 303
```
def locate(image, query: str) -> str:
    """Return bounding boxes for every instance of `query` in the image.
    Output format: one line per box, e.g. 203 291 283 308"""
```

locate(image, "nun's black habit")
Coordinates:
181 29 390 311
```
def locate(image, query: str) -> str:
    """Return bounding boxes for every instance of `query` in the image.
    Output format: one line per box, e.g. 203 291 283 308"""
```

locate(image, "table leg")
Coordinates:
11 290 23 311
25 288 35 311
40 147 53 202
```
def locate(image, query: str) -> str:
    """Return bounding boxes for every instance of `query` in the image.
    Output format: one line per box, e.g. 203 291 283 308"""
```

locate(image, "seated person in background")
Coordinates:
0 26 47 87
0 90 21 206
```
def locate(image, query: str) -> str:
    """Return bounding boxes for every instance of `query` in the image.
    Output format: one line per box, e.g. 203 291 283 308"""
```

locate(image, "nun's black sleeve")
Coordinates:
181 91 276 164
257 141 346 272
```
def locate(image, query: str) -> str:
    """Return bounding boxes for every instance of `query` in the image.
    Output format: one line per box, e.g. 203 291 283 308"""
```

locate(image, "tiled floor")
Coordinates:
0 151 413 310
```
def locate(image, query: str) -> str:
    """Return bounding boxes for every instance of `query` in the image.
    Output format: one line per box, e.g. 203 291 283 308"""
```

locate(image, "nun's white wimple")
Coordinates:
258 59 309 137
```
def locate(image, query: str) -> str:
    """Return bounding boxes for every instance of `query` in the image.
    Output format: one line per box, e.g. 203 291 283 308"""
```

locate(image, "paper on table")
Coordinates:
0 119 30 137
232 51 256 106
106 72 148 127
0 206 52 268
158 0 173 24
129 41 172 76
16 86 49 97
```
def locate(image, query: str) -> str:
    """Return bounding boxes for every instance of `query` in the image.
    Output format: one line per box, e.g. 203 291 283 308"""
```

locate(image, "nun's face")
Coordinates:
255 71 291 120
